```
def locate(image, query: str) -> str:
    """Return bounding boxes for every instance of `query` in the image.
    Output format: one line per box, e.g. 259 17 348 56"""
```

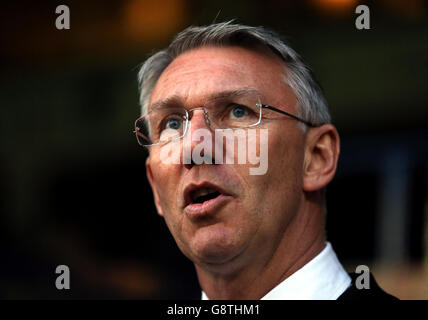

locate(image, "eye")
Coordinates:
230 105 249 119
165 118 182 130
157 115 185 143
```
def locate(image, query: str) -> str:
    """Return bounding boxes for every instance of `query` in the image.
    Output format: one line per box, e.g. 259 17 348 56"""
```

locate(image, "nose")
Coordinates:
182 108 215 167
188 108 211 130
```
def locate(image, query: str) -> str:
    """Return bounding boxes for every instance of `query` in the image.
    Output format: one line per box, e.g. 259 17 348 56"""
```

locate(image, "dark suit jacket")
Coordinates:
338 273 399 300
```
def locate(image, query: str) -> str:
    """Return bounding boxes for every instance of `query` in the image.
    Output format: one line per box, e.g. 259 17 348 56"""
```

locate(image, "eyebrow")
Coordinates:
148 87 261 113
149 95 183 112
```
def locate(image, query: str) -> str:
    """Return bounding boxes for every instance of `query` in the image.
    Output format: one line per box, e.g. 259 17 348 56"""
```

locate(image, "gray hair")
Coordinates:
137 21 331 126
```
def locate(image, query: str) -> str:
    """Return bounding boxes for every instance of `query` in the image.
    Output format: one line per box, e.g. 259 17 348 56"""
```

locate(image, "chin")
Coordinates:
190 224 244 266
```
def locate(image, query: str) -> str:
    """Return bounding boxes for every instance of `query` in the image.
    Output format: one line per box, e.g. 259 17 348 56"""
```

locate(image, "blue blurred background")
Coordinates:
1 0 427 299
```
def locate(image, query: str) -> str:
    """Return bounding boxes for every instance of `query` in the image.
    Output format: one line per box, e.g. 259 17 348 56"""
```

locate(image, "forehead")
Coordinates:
149 46 296 110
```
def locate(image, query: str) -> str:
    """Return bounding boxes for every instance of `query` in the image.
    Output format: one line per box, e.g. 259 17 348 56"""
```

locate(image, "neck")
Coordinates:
196 192 326 300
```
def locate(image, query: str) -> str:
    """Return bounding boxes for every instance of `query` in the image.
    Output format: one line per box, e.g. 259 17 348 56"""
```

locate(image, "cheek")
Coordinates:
270 125 305 177
252 131 305 238
149 157 188 242
150 156 181 210
247 127 305 212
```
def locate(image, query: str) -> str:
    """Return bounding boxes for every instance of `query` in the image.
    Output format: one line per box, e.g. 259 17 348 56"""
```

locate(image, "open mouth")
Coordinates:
184 183 226 207
183 182 231 218
191 188 222 204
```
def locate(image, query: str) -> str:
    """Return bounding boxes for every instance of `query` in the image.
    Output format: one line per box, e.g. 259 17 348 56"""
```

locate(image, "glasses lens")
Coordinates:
135 108 187 146
205 92 261 129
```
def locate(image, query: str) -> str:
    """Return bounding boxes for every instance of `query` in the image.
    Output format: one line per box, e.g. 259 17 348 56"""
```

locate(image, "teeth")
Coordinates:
192 188 216 200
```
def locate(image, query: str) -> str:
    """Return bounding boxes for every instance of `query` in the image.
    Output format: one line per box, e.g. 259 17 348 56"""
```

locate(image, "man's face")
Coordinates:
145 46 308 273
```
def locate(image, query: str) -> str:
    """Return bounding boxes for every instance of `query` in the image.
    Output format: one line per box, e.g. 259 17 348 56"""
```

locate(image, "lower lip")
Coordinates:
184 194 231 219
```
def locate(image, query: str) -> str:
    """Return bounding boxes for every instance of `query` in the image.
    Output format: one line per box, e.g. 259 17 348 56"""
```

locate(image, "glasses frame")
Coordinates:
258 103 317 128
134 102 318 147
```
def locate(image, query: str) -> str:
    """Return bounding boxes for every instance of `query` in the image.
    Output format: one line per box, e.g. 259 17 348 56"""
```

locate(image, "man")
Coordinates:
134 21 397 300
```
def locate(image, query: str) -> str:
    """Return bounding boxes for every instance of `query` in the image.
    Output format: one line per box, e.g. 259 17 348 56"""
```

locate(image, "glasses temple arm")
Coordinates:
260 104 317 127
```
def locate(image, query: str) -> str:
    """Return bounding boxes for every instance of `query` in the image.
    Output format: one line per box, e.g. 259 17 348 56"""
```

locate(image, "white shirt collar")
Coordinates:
201 242 351 300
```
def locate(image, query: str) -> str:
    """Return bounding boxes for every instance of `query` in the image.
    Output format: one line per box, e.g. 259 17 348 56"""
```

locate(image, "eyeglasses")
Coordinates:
134 91 318 146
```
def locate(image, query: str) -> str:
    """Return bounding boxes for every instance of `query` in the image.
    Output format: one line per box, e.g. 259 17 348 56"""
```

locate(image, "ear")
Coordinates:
303 124 340 192
145 157 165 217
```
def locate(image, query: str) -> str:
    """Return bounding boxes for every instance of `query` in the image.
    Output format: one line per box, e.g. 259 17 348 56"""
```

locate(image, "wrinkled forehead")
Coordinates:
147 46 292 113
149 87 263 112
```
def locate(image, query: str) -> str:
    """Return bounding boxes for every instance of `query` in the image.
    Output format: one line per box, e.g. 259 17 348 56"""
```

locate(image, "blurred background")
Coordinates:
1 0 427 299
